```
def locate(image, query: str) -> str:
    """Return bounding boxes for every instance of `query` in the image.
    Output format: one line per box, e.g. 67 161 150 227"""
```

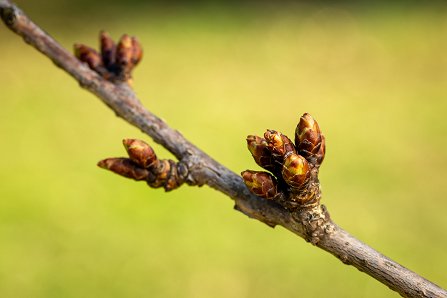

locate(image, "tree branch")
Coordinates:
1 1 445 297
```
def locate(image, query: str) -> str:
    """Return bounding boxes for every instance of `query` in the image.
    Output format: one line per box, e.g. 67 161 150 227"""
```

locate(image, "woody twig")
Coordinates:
1 1 446 297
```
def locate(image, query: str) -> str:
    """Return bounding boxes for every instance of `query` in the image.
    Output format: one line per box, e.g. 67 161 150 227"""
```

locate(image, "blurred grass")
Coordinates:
1 1 446 297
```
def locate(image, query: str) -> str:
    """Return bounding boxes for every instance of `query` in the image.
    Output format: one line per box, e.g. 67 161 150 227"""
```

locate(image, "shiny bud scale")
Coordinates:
281 153 310 189
122 139 158 169
295 113 325 166
241 170 279 199
97 158 149 181
264 130 296 160
116 34 133 74
246 135 275 172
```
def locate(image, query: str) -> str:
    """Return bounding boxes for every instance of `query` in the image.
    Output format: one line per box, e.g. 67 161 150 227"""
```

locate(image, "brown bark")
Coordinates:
1 1 445 297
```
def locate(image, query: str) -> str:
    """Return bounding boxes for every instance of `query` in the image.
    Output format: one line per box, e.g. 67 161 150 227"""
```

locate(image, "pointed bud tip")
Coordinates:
119 34 132 46
122 138 135 147
97 158 117 170
100 30 109 37
241 170 250 178
97 159 108 169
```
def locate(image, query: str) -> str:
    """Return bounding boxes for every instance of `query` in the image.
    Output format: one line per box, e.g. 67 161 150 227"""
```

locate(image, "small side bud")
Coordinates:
264 130 296 160
164 160 181 191
97 158 149 181
295 113 324 165
246 135 275 172
122 139 158 169
281 153 310 189
74 43 103 72
241 170 279 199
99 30 116 70
146 159 170 188
131 36 143 66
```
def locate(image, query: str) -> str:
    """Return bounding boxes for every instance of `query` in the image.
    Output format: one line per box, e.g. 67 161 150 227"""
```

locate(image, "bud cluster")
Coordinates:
98 139 187 191
242 113 325 210
74 31 143 82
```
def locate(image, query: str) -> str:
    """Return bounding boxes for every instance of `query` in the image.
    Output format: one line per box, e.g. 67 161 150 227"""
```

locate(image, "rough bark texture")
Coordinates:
1 1 446 297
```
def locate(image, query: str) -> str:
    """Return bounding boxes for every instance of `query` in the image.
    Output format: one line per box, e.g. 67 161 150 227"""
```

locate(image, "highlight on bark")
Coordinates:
242 113 325 209
98 139 188 191
74 31 143 82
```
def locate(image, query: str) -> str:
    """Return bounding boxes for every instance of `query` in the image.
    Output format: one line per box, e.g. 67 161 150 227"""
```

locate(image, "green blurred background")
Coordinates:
1 1 446 297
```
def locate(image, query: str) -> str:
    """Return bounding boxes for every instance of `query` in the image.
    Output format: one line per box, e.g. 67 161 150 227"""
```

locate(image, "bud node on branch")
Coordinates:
74 31 142 83
98 139 194 192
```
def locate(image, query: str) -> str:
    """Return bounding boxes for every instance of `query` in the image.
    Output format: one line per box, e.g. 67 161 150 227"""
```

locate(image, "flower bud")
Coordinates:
97 158 149 181
241 170 279 199
116 34 133 75
74 43 103 72
131 36 143 66
99 30 116 70
122 139 158 169
295 113 324 165
264 130 296 160
246 135 275 172
281 153 310 189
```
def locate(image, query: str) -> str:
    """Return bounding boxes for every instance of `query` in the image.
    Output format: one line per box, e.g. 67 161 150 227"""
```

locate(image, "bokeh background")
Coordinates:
1 1 446 297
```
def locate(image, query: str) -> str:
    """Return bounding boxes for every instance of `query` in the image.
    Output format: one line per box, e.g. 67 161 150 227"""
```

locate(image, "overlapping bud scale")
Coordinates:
295 113 325 166
241 170 279 199
123 139 157 169
97 158 149 181
281 153 310 188
246 135 275 172
264 130 296 160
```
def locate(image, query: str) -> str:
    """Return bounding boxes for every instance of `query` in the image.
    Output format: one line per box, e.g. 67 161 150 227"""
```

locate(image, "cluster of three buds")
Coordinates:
241 113 325 206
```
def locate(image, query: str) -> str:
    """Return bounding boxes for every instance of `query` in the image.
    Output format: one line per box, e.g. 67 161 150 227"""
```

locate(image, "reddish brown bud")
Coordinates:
122 139 158 169
264 130 296 160
241 170 279 199
295 113 324 165
116 34 133 75
281 153 310 189
130 36 143 66
246 135 276 172
97 158 149 181
100 31 116 70
74 43 103 72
